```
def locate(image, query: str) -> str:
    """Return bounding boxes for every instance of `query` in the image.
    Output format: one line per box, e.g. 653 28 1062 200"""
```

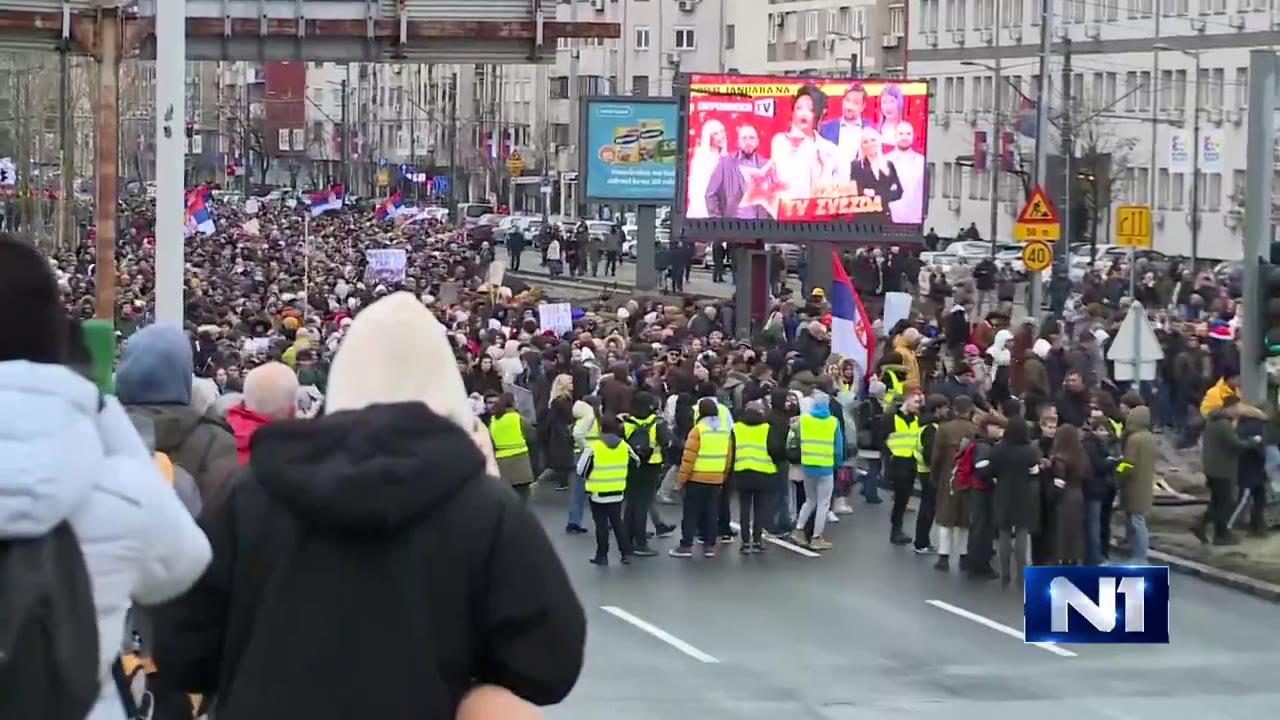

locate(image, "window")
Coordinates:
1170 172 1186 210
982 76 995 111
923 0 941 30
838 5 852 34
945 0 958 29
552 123 570 147
976 0 996 27
805 10 820 40
1232 170 1247 204
1001 0 1025 24
674 27 696 50
853 7 867 35
1210 67 1225 107
927 162 936 198
969 168 982 199
550 76 569 99
1138 71 1152 111
1159 69 1173 110
724 24 735 49
1173 69 1187 109
634 26 651 49
1124 72 1138 111
585 37 604 48
890 6 906 34
1157 169 1170 209
767 14 778 43
1196 67 1209 105
1075 0 1089 22
1135 167 1150 204
1105 72 1118 108
943 77 955 111
632 75 650 96
783 11 798 42
1091 72 1104 109
955 77 967 111
942 161 954 197
1138 0 1154 14
556 37 570 50
1199 172 1223 211
1235 67 1249 108
1072 72 1084 105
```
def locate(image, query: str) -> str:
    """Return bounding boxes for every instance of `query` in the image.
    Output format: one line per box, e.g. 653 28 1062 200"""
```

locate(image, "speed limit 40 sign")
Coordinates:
1021 240 1053 273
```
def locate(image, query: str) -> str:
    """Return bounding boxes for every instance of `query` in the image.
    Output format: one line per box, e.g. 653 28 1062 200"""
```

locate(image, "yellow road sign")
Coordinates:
376 169 389 188
1021 240 1053 273
506 151 525 175
1013 185 1061 241
1013 223 1061 241
1115 204 1152 247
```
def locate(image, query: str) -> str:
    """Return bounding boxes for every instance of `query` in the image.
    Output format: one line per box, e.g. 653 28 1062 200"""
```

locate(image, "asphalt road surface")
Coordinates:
509 249 735 299
525 486 1280 720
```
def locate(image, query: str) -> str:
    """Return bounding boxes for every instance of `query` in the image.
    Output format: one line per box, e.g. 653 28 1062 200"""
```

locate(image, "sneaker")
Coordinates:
889 530 912 546
589 556 608 566
632 548 658 557
739 543 752 554
655 523 677 538
826 510 840 524
789 529 809 546
751 542 766 554
863 494 883 505
669 546 693 558
620 555 632 565
565 524 588 535
913 545 937 555
832 497 854 515
703 547 716 558
933 555 950 572
810 536 833 551
720 533 737 542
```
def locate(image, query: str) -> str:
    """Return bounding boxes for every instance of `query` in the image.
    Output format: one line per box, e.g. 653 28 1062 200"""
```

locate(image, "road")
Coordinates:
507 249 735 299
525 486 1280 720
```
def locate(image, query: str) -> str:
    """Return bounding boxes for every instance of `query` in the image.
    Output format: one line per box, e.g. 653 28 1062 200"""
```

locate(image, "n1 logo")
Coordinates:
1024 566 1170 644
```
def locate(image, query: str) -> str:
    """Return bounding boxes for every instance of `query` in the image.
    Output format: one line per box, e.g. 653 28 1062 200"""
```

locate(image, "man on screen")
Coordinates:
885 122 925 224
704 124 767 219
818 85 871 183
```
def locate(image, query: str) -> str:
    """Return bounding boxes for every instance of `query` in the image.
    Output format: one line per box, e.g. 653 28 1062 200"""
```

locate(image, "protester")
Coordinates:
224 361 299 464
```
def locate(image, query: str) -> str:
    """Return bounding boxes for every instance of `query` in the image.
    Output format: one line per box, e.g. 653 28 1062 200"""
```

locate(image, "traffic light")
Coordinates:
185 122 194 139
1259 241 1280 358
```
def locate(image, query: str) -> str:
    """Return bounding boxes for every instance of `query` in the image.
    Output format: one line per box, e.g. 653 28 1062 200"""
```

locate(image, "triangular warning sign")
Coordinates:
1016 186 1060 224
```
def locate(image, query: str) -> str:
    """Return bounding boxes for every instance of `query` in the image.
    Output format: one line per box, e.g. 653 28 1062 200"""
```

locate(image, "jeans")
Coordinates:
1126 512 1149 563
765 467 793 534
914 472 937 550
796 474 834 538
567 468 587 528
1085 499 1105 565
858 455 883 502
589 500 632 559
508 246 522 271
605 251 619 276
679 482 721 547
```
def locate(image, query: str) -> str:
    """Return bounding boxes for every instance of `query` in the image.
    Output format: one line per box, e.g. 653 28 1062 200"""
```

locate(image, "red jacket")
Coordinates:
225 403 273 465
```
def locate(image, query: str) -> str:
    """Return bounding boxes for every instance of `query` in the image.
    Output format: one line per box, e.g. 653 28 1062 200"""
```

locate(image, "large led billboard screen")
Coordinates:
676 74 929 242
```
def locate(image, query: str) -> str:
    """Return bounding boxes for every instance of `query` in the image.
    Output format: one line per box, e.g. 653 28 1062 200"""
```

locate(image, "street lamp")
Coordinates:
1153 43 1203 270
826 31 866 77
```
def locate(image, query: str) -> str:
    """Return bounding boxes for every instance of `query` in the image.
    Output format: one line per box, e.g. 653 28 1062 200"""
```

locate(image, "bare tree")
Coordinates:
1057 96 1139 244
218 101 269 185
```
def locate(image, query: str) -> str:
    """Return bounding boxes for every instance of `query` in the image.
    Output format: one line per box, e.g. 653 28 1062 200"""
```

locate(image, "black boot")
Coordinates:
933 554 950 572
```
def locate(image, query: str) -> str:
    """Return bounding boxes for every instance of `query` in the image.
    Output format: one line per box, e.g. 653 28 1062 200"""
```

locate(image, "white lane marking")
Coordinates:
600 606 720 663
925 599 1078 658
729 521 821 558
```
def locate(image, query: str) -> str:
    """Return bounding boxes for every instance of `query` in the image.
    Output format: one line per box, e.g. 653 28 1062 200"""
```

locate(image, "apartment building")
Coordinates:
737 0 908 77
910 0 1280 259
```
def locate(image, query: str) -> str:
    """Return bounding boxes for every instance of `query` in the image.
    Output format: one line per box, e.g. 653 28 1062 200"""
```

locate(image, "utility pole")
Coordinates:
241 69 251 195
987 0 1002 255
448 72 459 214
1189 51 1202 271
340 74 350 191
568 0 580 217
409 64 418 203
1241 50 1275 405
58 47 73 250
1027 0 1053 315
1147 13 1161 232
1055 37 1073 315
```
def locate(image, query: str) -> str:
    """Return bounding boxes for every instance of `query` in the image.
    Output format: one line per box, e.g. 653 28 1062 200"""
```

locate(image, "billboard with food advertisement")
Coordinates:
580 97 679 203
676 74 929 242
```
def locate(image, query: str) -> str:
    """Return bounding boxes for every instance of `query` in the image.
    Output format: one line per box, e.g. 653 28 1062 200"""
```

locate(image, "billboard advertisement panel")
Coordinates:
677 74 929 242
579 97 679 203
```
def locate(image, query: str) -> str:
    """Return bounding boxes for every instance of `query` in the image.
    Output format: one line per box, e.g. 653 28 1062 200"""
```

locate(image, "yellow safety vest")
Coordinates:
887 414 921 458
798 414 838 466
883 369 904 406
692 419 731 474
1108 418 1123 437
585 439 629 493
718 404 731 426
577 416 600 450
916 422 935 473
624 415 663 464
489 412 528 459
732 423 776 474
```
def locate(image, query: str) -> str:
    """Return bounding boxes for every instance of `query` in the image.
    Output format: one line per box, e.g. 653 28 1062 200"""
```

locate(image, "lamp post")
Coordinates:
826 31 867 77
1154 43 1203 271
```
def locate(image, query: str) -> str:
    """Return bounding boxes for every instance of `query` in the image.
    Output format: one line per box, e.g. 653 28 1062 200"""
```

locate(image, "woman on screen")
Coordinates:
770 84 838 202
849 127 903 221
878 84 907 144
687 119 727 218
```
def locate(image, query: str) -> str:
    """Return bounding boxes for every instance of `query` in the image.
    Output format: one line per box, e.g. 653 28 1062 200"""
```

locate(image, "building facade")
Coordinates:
908 0 1280 260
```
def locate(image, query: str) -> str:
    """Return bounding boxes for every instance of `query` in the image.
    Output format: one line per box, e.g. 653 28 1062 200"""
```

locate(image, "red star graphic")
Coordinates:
740 164 785 219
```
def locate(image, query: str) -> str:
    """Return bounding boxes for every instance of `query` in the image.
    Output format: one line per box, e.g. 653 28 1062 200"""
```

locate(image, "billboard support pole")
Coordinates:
1241 50 1275 406
1027 0 1053 317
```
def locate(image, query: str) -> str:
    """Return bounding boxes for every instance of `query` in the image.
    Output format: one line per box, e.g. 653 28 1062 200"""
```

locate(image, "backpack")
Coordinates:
0 521 101 720
951 438 978 492
626 420 656 462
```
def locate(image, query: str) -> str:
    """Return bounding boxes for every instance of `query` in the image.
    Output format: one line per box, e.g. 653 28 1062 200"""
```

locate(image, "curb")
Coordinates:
1148 546 1280 603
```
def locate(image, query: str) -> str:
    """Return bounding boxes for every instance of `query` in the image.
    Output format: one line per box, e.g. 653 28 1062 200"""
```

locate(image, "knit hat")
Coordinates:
0 234 66 364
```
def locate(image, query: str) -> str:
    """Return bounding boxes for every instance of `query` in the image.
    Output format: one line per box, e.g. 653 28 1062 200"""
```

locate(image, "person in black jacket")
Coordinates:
765 388 799 535
1083 414 1120 564
915 395 951 553
148 293 585 720
621 391 674 556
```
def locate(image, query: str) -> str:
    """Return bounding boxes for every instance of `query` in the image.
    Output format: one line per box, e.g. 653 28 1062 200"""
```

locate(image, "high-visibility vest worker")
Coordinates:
624 415 663 464
886 414 921 459
692 418 731 474
883 369 904 406
1108 418 1123 437
489 412 529 459
915 422 934 473
798 414 838 466
585 439 629 494
732 423 776 474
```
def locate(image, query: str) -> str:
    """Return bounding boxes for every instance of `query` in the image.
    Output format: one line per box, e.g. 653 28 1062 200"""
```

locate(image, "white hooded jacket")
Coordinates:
0 361 212 720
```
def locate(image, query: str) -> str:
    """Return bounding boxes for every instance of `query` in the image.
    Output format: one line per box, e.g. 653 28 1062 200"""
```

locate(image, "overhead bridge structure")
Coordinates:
0 1 618 326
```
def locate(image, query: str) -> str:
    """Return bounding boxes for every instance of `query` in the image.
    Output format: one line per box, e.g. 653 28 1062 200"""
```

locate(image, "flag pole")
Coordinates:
303 212 311 322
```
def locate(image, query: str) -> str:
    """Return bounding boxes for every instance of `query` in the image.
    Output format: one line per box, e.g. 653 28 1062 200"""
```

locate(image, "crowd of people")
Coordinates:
0 188 1273 720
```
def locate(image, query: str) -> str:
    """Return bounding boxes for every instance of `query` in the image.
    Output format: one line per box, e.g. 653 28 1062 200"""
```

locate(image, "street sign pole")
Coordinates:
1115 204 1153 384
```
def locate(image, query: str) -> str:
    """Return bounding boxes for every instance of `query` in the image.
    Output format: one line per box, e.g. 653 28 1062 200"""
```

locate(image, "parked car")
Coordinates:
948 240 995 265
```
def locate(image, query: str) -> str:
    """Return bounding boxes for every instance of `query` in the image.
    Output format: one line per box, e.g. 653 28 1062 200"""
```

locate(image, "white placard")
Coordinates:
364 248 408 284
538 302 573 336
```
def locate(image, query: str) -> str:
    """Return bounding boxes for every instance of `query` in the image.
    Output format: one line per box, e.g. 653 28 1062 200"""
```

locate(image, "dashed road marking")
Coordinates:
926 599 1078 658
600 606 720 663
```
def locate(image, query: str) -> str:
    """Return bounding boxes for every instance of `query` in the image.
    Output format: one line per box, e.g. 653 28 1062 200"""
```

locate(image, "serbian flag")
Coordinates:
829 250 874 383
183 192 216 238
309 184 343 216
375 191 404 222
